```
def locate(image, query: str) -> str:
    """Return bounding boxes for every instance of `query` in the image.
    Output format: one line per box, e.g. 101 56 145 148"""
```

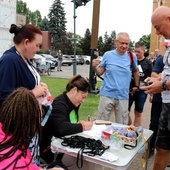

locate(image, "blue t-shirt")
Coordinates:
99 50 138 100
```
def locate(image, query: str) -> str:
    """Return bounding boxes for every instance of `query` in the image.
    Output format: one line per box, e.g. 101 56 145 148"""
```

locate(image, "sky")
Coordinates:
22 0 154 42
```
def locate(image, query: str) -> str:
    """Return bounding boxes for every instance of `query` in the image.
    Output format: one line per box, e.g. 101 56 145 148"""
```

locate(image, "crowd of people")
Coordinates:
0 5 170 170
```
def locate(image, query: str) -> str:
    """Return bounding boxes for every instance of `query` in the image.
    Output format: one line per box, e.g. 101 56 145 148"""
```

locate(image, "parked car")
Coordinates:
82 55 91 65
70 55 84 65
62 55 72 66
41 54 57 69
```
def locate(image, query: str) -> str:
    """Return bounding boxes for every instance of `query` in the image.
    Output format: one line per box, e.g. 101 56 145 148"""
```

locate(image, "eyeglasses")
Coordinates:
117 40 129 46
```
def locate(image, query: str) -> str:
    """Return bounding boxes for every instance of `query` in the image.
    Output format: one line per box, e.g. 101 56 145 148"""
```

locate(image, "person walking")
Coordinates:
128 42 153 126
57 50 63 71
40 55 46 76
141 6 170 170
92 32 139 125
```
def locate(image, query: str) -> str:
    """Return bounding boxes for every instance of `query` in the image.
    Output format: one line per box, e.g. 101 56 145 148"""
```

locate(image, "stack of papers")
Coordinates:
100 152 118 162
83 124 107 139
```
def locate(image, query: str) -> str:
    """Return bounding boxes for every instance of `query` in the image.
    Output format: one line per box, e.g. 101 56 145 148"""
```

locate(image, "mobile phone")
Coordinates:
144 82 152 86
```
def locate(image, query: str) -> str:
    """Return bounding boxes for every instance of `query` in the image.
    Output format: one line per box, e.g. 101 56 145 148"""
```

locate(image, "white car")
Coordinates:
41 54 57 69
82 55 91 65
34 54 56 70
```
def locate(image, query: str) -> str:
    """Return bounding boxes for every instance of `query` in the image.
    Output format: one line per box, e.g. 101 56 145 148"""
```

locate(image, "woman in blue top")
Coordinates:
0 24 48 108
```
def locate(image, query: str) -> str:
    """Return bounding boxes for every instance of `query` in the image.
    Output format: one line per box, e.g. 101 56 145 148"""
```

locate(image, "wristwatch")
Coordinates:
162 80 169 91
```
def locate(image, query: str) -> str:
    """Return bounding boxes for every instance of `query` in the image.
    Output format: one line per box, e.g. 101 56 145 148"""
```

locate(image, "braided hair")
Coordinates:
0 87 41 169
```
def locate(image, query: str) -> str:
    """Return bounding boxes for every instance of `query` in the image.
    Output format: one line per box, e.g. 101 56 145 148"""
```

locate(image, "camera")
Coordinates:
144 82 152 86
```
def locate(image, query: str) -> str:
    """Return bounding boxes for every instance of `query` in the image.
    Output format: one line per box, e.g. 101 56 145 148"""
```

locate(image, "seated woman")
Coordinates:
0 87 63 170
40 74 93 166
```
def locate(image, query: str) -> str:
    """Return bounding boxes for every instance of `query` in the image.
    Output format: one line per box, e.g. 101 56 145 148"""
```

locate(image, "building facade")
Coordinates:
150 0 170 54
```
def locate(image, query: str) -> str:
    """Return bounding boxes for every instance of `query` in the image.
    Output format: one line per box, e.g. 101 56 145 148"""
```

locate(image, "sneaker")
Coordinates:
148 148 154 158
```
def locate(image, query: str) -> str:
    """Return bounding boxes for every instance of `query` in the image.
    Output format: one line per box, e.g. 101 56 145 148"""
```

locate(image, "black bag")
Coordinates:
61 135 110 169
128 51 135 90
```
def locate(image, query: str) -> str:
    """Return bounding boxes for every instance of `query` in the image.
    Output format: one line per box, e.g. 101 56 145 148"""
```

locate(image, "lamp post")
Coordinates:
73 0 77 75
72 0 91 76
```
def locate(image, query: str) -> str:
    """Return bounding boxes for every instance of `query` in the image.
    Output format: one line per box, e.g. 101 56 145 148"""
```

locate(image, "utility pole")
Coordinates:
72 0 91 75
73 0 77 75
89 0 100 93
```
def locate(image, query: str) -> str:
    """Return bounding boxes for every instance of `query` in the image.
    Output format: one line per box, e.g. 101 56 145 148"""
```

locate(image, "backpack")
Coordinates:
128 51 135 90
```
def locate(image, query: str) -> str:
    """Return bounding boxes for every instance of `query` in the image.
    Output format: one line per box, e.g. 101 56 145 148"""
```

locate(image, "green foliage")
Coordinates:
98 36 104 56
103 32 114 53
48 0 67 50
41 77 101 120
39 17 49 31
17 0 42 26
80 28 91 55
139 34 151 52
17 0 28 15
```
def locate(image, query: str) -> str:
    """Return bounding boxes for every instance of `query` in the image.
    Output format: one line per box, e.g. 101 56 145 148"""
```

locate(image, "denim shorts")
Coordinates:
155 103 170 150
128 90 147 113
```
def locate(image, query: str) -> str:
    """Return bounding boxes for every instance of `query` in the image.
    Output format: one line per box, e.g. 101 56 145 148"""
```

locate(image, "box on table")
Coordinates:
101 124 143 148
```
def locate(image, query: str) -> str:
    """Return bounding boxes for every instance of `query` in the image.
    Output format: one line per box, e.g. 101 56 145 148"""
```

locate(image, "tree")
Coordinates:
103 32 113 53
40 17 49 31
80 28 91 55
17 0 42 26
98 36 104 56
48 0 67 50
29 10 42 27
17 0 28 15
139 34 151 52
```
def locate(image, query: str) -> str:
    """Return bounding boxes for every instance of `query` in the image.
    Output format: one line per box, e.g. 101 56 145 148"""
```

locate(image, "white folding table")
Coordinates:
51 123 153 170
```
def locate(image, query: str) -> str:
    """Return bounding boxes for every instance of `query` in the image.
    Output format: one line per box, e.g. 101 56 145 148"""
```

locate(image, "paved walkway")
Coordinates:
126 97 154 170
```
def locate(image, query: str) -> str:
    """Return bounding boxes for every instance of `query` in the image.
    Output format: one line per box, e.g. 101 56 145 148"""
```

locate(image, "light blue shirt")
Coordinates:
99 49 138 100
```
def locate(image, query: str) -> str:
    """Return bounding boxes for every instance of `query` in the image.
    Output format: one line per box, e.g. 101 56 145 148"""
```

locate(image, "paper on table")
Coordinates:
100 152 118 162
83 124 107 139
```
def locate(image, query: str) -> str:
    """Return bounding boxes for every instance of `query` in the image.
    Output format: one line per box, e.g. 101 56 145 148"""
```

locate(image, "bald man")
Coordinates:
141 6 170 170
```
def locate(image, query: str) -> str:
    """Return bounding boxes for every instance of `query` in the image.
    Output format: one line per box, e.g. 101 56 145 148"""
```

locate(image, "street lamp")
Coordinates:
73 0 77 75
72 0 91 75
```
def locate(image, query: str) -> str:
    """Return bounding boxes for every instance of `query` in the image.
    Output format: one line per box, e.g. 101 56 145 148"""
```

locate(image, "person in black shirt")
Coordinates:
128 42 153 126
40 74 93 166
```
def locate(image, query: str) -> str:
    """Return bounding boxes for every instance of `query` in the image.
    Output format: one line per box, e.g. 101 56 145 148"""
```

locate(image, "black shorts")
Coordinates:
155 103 170 150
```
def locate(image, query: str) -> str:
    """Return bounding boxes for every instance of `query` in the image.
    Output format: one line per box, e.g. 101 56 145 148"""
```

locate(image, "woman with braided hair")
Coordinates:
0 87 63 170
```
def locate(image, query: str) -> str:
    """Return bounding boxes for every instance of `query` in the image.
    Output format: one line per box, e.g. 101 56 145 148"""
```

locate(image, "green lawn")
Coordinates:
41 77 101 120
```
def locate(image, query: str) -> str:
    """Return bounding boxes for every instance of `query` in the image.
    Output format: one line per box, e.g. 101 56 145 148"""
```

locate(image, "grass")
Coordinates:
41 77 101 120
